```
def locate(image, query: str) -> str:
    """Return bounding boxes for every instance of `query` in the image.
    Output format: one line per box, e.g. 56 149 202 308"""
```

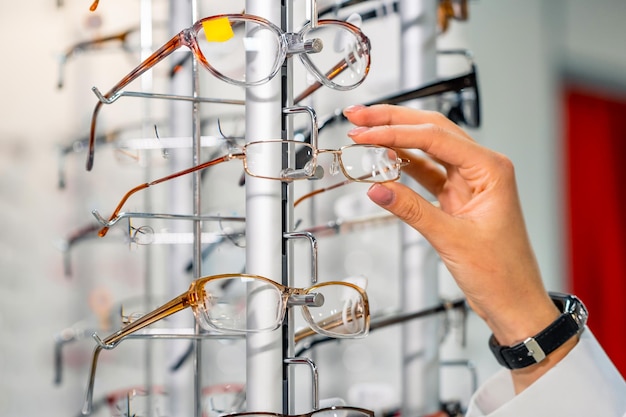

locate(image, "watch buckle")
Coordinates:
523 337 546 363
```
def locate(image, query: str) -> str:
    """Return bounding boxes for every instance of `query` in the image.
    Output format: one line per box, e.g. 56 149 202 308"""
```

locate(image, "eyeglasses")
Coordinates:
86 13 371 170
81 273 369 413
95 140 405 237
97 273 369 343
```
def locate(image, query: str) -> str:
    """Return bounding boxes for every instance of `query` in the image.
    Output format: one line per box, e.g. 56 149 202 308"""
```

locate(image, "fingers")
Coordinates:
344 104 492 172
344 103 472 140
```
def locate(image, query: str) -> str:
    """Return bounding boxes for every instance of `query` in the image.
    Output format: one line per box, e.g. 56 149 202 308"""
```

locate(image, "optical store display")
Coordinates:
53 1 477 416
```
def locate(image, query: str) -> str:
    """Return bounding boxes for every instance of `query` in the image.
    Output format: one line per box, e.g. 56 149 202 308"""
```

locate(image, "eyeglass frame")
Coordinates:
95 273 369 347
85 13 371 170
81 273 369 414
95 140 406 237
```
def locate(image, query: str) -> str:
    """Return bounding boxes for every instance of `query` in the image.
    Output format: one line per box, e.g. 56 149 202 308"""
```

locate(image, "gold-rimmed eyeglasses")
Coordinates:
86 13 371 170
95 140 407 237
95 273 369 345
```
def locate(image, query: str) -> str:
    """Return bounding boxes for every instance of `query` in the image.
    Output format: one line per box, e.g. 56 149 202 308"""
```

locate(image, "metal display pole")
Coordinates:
397 0 441 415
244 0 291 413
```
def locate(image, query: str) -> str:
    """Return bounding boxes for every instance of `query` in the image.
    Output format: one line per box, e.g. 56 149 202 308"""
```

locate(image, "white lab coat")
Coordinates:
465 329 626 416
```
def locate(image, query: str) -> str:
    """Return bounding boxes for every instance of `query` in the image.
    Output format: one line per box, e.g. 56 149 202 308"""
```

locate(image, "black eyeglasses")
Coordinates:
367 53 480 127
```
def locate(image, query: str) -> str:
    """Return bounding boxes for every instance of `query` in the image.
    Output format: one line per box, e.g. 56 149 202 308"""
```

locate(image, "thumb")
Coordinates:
367 182 447 242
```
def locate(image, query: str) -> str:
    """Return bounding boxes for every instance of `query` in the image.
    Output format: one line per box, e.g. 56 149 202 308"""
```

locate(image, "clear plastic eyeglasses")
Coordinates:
82 273 369 414
86 13 371 170
95 140 406 237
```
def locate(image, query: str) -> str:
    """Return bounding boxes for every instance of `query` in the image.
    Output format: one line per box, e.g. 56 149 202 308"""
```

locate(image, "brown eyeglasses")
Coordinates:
86 13 371 170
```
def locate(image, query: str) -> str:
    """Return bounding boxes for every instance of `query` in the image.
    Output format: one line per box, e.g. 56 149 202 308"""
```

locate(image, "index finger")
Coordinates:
344 104 495 171
344 103 473 139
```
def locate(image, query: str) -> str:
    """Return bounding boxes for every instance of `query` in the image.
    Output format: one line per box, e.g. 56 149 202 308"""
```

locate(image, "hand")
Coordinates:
344 104 572 391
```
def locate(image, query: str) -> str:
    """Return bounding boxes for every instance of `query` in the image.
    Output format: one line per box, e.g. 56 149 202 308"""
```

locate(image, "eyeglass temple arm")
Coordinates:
294 49 353 104
97 154 233 236
96 293 191 349
294 178 351 208
366 72 476 107
87 34 185 170
82 294 191 414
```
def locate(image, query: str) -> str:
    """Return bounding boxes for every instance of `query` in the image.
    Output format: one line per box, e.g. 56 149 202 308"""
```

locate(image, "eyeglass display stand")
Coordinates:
397 1 442 416
244 0 295 414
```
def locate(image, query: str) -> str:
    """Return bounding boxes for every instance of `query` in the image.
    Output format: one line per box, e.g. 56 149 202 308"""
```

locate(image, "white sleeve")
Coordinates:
465 328 626 417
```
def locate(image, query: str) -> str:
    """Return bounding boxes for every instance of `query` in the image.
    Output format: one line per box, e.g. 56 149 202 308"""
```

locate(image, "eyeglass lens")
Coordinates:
196 17 280 85
330 145 401 182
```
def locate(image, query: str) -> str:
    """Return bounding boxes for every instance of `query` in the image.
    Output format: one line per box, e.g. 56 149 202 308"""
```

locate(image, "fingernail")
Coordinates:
347 126 370 136
343 104 365 115
367 183 394 206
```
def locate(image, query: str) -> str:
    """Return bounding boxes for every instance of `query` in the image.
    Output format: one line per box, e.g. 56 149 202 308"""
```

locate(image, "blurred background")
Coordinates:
0 0 625 416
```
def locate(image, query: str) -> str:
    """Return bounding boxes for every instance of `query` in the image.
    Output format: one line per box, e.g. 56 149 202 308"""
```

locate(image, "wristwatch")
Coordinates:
488 292 588 369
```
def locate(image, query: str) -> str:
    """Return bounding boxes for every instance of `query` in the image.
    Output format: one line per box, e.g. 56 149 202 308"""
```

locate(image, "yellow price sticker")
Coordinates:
202 17 235 43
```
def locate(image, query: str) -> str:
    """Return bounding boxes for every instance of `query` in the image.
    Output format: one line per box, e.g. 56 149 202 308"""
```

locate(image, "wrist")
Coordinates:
488 292 588 371
486 292 560 347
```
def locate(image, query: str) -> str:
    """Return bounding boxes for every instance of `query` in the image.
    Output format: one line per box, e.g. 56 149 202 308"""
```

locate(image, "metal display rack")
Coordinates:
53 0 473 415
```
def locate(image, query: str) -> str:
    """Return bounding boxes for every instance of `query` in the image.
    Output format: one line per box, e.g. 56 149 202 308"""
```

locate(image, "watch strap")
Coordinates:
488 293 588 369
